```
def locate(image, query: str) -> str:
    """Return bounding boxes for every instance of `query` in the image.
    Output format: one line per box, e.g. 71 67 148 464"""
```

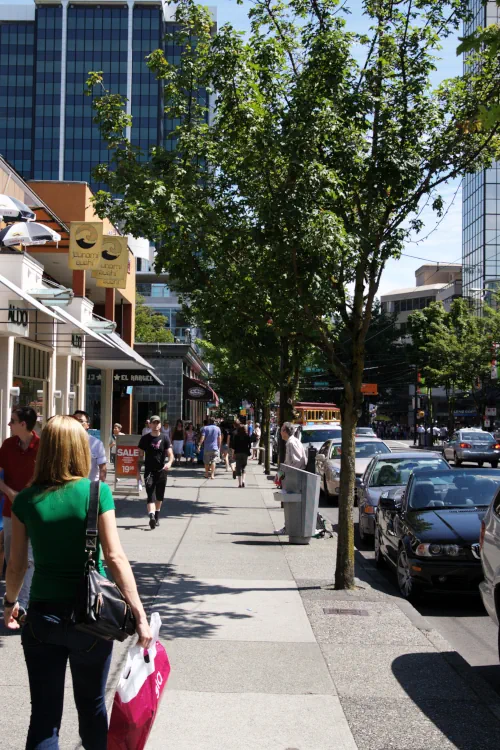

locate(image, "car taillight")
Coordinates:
479 520 486 550
494 444 500 450
459 442 471 448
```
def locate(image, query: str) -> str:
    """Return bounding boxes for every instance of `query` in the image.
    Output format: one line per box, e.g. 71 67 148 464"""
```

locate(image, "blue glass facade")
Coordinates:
0 21 35 175
463 0 500 302
34 5 62 180
132 5 163 159
0 2 206 189
65 4 128 186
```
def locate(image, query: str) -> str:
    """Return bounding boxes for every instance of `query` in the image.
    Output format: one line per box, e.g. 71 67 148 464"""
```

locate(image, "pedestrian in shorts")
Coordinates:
200 418 221 480
138 416 174 529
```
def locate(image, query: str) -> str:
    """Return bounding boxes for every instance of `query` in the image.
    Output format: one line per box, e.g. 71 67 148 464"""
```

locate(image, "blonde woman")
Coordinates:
2 415 152 750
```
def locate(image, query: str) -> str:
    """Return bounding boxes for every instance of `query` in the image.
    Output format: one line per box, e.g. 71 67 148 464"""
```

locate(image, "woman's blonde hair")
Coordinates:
31 415 90 487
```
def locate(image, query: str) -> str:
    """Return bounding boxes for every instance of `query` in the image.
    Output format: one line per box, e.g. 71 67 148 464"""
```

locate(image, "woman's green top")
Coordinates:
12 478 115 603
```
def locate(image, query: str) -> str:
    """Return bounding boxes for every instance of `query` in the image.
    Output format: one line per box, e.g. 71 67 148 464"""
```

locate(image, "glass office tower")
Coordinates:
462 0 500 301
0 1 215 190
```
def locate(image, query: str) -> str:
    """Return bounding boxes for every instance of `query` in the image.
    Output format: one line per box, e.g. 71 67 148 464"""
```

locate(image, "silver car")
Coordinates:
357 452 450 544
443 429 500 468
479 487 500 658
316 438 391 501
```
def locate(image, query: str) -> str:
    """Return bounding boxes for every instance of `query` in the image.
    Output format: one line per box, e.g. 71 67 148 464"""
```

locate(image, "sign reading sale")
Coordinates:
116 444 141 479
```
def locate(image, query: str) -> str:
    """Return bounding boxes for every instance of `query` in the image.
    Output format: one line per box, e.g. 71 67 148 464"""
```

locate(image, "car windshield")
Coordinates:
300 429 342 443
356 428 374 435
460 432 493 442
408 469 500 510
354 441 390 457
369 457 448 487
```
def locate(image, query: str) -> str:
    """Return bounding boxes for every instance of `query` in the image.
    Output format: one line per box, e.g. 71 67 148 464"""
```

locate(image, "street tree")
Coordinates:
409 298 500 429
135 295 174 343
87 0 500 588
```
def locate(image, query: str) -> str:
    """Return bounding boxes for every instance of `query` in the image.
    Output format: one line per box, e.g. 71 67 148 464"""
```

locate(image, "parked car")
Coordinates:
295 423 342 452
357 452 450 544
479 487 500 658
443 429 500 468
316 438 391 501
355 427 376 437
375 468 500 601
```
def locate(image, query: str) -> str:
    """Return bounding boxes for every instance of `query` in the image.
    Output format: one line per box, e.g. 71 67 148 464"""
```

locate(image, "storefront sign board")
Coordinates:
91 236 128 289
69 222 103 270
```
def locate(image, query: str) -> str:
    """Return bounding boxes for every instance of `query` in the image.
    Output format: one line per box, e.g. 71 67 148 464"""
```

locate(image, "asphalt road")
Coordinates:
318 456 500 695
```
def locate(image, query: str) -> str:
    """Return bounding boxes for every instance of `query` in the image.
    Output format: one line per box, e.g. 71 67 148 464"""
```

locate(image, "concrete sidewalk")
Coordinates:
2 460 500 749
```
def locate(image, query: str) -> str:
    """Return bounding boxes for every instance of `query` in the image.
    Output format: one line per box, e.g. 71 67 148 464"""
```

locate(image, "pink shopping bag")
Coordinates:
108 613 170 750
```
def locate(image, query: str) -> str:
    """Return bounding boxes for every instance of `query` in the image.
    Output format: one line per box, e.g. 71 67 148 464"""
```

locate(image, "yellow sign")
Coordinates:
91 236 128 288
240 408 247 416
69 222 103 270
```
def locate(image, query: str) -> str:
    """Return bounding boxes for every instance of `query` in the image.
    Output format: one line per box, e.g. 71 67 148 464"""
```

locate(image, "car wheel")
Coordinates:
397 546 422 602
374 527 385 568
478 461 484 468
491 461 499 469
454 453 462 467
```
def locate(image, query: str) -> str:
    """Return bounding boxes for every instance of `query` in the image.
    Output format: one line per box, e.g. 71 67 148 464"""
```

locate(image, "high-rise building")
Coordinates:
462 0 500 301
0 0 215 186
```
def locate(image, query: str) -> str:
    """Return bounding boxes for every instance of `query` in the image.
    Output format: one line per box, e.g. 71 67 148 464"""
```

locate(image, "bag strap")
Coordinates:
85 480 100 557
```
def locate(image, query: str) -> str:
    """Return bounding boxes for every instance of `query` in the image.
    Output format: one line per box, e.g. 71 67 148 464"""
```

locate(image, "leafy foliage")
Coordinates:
134 295 174 343
87 0 500 588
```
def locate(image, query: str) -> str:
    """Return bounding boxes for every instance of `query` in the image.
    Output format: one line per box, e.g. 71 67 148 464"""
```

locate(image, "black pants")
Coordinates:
145 469 167 504
22 604 113 750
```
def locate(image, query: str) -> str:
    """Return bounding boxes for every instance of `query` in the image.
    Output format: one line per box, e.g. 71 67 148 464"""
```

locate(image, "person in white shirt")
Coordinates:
281 422 307 469
142 419 152 436
161 420 171 441
73 410 107 481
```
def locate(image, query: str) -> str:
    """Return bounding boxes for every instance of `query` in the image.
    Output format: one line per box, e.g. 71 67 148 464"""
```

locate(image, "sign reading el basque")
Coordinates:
92 236 129 289
69 222 103 270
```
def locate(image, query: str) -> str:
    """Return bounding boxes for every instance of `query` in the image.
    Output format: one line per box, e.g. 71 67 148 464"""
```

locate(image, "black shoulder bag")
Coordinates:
74 480 136 642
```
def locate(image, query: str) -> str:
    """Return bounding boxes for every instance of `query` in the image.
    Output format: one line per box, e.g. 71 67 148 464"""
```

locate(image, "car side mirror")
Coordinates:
379 496 400 511
355 477 365 488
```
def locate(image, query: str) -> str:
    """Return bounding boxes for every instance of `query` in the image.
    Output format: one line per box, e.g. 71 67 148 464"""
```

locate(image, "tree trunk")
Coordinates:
262 401 271 474
448 386 456 435
335 385 357 590
278 336 296 464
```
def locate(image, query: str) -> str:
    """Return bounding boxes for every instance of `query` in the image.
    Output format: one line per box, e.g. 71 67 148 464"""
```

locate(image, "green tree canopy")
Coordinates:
87 0 500 588
135 294 174 343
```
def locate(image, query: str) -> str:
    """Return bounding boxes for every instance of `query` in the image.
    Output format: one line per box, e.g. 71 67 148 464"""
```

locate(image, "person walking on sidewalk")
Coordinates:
0 406 40 620
2 415 152 750
172 419 185 467
73 411 107 482
232 424 252 488
161 420 171 441
184 422 196 464
142 419 152 436
200 418 221 480
251 423 261 460
138 416 174 529
220 424 231 471
109 423 124 466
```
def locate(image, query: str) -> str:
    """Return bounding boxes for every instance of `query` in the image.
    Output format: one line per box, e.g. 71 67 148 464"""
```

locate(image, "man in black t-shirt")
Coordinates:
138 415 174 530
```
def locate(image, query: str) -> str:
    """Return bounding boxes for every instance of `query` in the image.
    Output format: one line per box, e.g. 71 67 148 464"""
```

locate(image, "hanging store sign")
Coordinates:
69 222 103 270
361 383 378 396
485 407 497 417
92 236 128 289
71 334 82 350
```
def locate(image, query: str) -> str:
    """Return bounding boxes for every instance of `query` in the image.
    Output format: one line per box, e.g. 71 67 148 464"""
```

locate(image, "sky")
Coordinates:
213 0 465 297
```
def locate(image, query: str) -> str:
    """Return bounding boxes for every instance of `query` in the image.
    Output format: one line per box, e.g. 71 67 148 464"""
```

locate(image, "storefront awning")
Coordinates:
86 330 159 375
46 304 111 345
0 272 64 321
183 376 219 406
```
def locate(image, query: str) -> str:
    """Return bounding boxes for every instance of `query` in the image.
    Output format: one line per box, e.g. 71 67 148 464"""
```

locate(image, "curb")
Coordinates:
357 554 500 724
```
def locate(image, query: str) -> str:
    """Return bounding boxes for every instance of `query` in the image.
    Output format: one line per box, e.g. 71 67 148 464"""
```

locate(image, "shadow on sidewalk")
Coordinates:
129 562 300 639
114 495 228 521
392 652 500 748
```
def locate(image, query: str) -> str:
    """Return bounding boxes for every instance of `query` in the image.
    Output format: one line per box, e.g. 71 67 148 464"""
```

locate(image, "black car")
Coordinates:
374 468 500 601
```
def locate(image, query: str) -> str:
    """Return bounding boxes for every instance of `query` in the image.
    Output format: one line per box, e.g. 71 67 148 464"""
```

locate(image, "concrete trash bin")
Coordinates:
278 463 321 544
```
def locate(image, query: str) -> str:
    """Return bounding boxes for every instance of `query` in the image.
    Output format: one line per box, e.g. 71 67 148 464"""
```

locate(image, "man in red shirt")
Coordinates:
0 406 40 618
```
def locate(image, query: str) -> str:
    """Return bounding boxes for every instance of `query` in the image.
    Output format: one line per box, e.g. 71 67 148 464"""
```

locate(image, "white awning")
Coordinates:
0 272 64 321
46 304 110 345
85 329 158 374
